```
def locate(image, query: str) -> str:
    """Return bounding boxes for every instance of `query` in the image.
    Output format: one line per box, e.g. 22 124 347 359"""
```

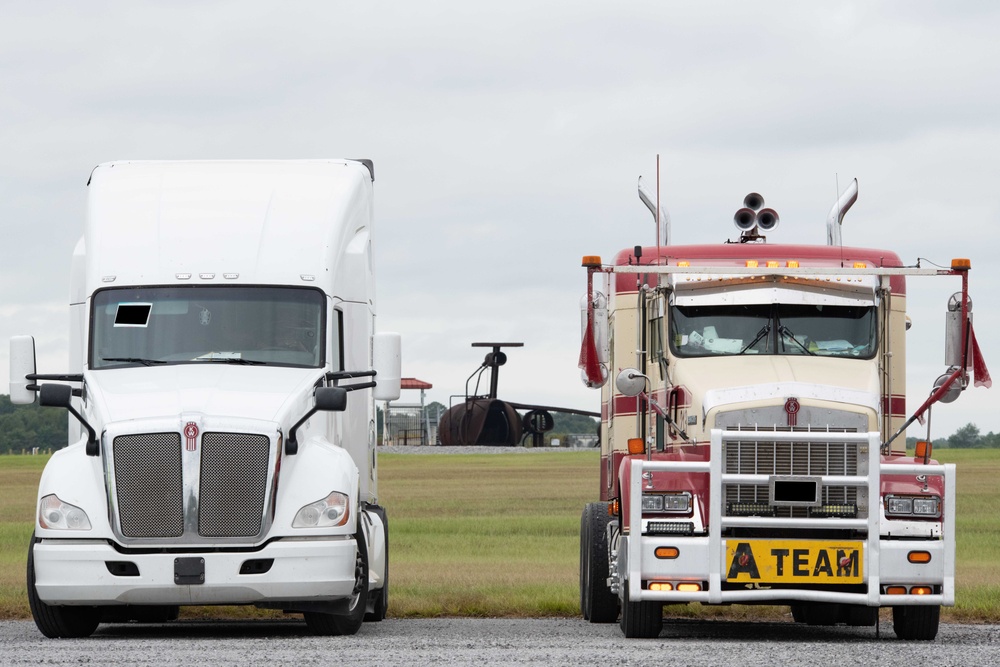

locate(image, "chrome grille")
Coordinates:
112 433 184 538
198 432 271 537
724 427 860 518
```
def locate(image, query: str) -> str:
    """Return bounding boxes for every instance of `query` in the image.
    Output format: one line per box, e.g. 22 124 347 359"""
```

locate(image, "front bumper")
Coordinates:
33 536 357 606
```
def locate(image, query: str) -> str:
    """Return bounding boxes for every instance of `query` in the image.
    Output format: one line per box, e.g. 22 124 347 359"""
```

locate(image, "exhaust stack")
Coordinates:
638 176 670 246
826 178 859 246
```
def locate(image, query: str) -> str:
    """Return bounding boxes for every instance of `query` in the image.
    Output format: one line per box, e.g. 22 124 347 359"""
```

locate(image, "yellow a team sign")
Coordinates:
725 540 864 584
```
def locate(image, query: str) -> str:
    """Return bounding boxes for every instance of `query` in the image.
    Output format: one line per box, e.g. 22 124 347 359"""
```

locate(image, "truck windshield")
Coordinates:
91 286 326 369
669 303 876 358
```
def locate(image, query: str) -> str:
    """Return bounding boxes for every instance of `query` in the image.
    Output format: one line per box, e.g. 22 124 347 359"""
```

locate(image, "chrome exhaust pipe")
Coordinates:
638 176 670 246
826 178 858 246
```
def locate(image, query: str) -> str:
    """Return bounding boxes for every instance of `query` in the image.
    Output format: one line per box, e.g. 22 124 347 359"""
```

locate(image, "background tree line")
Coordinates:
3 393 995 453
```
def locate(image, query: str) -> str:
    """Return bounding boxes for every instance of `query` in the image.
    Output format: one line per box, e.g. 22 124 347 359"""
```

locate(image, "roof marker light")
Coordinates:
677 261 690 267
175 273 191 280
746 260 759 268
766 260 780 268
787 260 799 268
199 273 215 280
223 273 239 280
854 262 868 269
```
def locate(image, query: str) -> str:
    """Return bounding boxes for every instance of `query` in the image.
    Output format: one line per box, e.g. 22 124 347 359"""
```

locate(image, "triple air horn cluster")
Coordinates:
733 192 779 242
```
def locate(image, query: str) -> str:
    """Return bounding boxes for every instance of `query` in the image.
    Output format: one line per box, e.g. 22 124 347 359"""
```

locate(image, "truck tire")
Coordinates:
579 503 618 623
303 529 369 636
892 605 940 640
365 506 389 622
620 579 662 639
27 533 101 638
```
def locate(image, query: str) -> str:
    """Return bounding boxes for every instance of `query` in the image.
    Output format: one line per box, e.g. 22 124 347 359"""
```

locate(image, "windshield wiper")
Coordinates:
739 324 771 354
201 357 267 365
102 357 167 366
778 325 816 356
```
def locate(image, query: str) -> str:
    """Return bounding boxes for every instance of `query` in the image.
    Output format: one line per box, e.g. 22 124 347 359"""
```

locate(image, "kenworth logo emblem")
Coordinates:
184 422 199 451
784 398 800 427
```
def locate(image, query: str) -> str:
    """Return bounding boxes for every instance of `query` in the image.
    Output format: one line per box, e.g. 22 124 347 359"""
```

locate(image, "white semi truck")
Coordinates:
578 181 989 640
10 159 401 638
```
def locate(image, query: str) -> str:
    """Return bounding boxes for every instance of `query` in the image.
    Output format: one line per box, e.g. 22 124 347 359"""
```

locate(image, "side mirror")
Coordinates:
314 386 347 412
39 383 74 408
372 332 401 401
615 368 648 397
9 335 38 404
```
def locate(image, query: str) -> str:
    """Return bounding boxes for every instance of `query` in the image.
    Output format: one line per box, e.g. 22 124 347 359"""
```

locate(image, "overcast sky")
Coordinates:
2 1 998 438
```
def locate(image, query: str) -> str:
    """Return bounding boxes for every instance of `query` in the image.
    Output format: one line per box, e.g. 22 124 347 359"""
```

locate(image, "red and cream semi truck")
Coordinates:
578 181 989 639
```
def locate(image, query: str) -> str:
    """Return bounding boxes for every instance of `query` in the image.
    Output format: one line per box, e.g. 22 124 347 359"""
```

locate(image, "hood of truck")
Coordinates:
85 364 322 424
673 356 881 417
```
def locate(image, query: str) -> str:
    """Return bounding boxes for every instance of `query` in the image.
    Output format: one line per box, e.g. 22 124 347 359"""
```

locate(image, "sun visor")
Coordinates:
669 275 878 307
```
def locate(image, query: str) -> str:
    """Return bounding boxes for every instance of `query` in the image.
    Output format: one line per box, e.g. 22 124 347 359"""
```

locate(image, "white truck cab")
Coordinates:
10 159 401 638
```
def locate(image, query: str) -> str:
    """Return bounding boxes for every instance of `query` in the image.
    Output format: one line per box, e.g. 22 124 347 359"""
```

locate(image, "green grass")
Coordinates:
2 449 999 621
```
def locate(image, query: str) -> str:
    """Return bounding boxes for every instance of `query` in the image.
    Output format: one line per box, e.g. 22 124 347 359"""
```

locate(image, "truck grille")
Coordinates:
199 433 271 537
723 427 860 518
111 429 274 541
113 433 185 538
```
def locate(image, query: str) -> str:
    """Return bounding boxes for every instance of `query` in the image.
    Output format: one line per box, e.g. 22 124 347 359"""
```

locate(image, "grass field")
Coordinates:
1 449 998 621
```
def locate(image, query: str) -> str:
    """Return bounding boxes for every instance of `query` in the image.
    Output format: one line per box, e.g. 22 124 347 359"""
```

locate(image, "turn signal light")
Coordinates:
885 586 907 595
911 586 933 595
677 583 702 592
908 551 932 564
627 437 645 455
649 582 672 591
915 440 932 463
654 547 680 559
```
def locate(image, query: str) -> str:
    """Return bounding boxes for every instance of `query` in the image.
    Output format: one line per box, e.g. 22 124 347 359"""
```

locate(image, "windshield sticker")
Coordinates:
114 303 152 327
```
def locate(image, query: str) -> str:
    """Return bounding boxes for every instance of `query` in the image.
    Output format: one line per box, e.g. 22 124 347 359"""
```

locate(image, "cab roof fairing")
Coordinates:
82 160 374 300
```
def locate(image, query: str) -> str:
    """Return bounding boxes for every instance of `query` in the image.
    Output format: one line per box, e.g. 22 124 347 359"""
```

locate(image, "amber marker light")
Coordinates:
648 582 672 591
627 437 645 455
911 586 933 596
582 255 602 268
885 586 907 595
786 260 799 268
915 440 932 464
677 583 702 592
609 499 620 516
766 260 780 268
908 551 932 564
677 260 690 267
853 261 868 269
745 260 759 268
654 547 680 559
951 258 971 270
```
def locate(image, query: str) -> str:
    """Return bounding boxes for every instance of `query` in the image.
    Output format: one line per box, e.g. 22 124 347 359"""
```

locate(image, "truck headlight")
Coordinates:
641 492 692 514
38 494 92 530
293 491 350 528
885 494 941 518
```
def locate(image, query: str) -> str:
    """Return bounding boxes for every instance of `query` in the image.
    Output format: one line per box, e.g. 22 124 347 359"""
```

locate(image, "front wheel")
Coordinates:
620 580 662 639
303 528 370 636
580 503 618 623
27 533 101 638
892 605 940 640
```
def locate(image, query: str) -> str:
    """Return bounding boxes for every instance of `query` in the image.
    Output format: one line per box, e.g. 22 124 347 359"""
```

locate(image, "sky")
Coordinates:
2 1 998 439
